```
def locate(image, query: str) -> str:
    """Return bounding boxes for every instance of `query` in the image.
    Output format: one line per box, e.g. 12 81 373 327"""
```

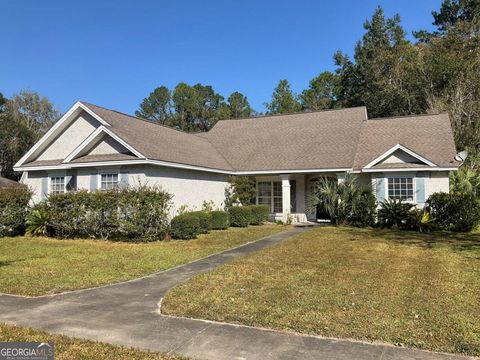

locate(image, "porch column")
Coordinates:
280 174 291 222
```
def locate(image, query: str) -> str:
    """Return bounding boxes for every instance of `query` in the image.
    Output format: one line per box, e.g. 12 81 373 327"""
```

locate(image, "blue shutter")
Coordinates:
90 173 98 192
375 177 385 203
41 177 48 200
119 172 129 188
415 173 428 204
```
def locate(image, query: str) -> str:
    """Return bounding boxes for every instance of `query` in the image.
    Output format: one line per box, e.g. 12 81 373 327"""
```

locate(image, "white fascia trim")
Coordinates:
63 126 145 163
14 101 111 168
235 168 352 175
359 167 458 173
363 144 437 169
14 159 353 176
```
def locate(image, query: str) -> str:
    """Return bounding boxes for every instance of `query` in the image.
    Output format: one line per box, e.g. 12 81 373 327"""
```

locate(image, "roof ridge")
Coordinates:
213 106 368 124
367 112 446 121
80 101 201 135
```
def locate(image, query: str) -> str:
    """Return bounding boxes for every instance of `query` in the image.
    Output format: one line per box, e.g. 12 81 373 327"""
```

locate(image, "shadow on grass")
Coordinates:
342 227 480 253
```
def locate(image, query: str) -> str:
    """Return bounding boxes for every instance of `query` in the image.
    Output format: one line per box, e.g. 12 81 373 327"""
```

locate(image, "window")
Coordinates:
388 177 414 201
101 173 119 190
257 181 283 213
50 176 65 195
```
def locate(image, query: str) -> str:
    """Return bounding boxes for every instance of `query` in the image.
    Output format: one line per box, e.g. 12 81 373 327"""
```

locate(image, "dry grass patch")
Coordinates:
162 227 480 356
0 323 185 360
0 225 285 296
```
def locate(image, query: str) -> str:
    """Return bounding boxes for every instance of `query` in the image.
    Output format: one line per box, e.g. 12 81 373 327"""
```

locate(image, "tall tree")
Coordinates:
193 83 226 131
135 86 172 124
226 91 254 118
0 91 59 180
6 90 60 136
300 71 340 111
334 7 427 118
265 79 301 114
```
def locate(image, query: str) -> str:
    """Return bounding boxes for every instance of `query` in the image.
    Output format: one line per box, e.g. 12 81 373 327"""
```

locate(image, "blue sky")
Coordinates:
1 0 440 114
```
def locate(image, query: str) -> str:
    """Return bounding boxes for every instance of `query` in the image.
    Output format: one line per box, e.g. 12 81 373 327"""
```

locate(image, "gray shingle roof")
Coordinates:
0 176 24 188
353 114 458 170
25 103 459 172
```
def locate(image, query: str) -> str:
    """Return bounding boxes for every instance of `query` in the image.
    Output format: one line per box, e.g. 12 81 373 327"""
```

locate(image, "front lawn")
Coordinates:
0 225 285 296
162 227 480 356
0 324 186 360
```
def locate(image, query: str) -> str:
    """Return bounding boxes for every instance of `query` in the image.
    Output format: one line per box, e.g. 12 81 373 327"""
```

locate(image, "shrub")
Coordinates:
377 198 414 229
190 211 212 234
228 206 252 227
0 187 32 236
426 192 480 232
170 213 200 239
210 211 229 230
41 185 172 241
246 205 270 225
348 188 377 227
225 176 256 208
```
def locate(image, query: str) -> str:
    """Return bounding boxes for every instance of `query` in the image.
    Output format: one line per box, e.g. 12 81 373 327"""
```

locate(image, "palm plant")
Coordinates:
26 207 52 237
450 167 480 197
308 174 376 226
377 198 414 229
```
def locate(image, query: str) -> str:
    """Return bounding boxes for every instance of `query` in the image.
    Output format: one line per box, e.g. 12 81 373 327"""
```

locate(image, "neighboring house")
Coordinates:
14 102 459 222
0 176 24 188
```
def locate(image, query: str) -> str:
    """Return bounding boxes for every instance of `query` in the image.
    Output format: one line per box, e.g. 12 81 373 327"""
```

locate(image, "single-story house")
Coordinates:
14 101 459 222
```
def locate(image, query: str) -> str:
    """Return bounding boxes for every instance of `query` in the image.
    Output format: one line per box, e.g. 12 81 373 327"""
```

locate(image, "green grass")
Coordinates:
0 225 285 296
162 227 480 356
0 323 186 360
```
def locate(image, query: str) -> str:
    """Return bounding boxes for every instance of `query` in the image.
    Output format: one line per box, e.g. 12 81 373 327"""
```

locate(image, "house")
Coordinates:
14 102 459 222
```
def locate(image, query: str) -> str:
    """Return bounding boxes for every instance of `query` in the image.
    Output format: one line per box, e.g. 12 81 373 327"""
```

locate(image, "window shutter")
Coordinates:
41 177 48 200
375 177 385 203
65 175 76 191
120 172 129 188
415 173 428 204
90 173 98 191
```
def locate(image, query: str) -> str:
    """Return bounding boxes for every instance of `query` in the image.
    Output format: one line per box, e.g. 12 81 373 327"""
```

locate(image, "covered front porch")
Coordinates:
254 172 349 223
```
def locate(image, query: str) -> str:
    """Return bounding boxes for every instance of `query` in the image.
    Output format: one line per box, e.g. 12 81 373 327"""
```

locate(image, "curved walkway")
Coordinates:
0 227 474 360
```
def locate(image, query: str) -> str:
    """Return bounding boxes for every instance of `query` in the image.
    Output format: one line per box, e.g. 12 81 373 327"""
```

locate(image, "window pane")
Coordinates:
50 177 65 195
387 177 414 201
101 173 119 190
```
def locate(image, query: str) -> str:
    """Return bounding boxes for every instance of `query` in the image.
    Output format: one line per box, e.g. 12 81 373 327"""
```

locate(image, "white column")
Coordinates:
280 175 291 223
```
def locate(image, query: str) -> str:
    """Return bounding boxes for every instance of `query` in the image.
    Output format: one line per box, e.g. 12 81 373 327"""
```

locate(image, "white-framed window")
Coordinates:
257 181 282 213
100 173 119 190
50 176 65 195
387 177 414 202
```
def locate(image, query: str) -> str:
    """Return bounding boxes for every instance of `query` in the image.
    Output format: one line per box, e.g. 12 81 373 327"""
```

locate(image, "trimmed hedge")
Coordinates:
0 187 32 236
228 206 252 227
190 211 212 234
246 205 270 225
42 185 172 241
425 192 480 232
170 213 200 240
210 211 229 230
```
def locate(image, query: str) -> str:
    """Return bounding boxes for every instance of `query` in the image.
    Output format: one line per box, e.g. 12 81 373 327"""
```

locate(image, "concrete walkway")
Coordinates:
0 227 474 360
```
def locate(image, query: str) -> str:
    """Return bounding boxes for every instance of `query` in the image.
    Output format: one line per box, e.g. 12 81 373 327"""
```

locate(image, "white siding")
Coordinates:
36 112 99 161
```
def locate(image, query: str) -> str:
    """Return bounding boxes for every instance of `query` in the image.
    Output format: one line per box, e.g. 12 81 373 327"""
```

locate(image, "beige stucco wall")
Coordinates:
427 171 450 197
23 164 229 218
37 112 99 161
380 150 419 164
88 135 128 155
